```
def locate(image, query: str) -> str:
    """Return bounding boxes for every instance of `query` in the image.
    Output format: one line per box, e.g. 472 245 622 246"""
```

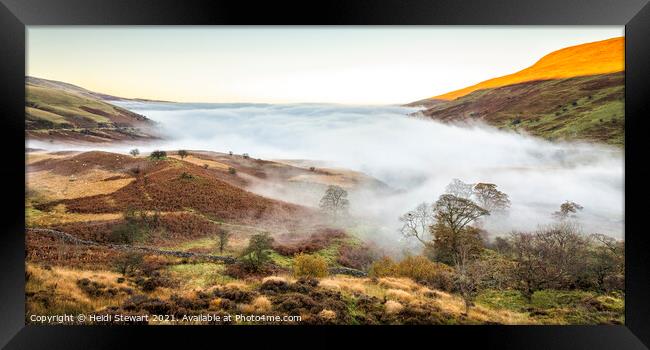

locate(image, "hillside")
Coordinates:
407 37 625 146
26 77 161 143
418 72 624 145
429 37 623 101
26 76 172 103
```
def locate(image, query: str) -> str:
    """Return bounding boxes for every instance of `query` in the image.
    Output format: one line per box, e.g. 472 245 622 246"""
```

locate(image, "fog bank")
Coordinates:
30 102 624 242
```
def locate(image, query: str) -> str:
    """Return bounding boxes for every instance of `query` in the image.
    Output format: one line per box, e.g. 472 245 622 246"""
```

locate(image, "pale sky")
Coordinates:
27 26 623 104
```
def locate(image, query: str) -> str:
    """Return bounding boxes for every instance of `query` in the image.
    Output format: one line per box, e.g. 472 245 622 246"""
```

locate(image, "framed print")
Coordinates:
1 0 649 348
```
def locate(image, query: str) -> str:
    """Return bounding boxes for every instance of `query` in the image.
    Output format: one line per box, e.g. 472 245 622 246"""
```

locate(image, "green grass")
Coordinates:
476 289 625 325
167 263 234 289
165 237 218 252
422 72 624 146
25 83 148 132
268 251 294 269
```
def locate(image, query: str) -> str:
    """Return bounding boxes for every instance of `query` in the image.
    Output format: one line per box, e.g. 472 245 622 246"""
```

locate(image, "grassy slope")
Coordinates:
419 72 624 146
432 37 623 101
26 84 151 129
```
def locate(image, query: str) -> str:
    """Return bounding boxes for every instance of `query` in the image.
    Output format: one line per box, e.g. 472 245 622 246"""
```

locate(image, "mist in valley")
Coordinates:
30 102 624 250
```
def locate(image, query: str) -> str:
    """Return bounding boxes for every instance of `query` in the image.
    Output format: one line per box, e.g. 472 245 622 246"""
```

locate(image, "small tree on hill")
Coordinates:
399 202 435 247
319 185 349 220
553 201 583 220
473 183 511 213
240 233 274 271
109 208 148 244
178 150 189 159
129 148 140 157
431 194 488 265
113 251 144 276
149 150 167 160
216 228 231 254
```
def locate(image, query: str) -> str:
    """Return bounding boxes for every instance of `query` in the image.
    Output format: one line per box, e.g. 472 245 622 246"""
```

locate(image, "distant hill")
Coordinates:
407 37 624 146
26 77 161 143
26 76 172 103
427 37 623 102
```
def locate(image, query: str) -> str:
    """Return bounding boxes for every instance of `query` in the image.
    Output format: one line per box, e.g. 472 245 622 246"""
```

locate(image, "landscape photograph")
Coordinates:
25 27 625 325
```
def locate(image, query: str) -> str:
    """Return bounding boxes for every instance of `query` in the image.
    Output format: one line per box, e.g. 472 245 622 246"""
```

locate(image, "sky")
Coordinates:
27 26 623 104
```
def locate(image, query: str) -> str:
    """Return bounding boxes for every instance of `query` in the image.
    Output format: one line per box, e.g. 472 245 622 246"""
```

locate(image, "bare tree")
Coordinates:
509 221 590 300
429 194 488 265
453 229 491 314
445 179 474 199
433 194 489 234
319 185 349 219
552 201 583 220
473 183 511 213
399 202 435 246
586 233 624 291
129 148 140 157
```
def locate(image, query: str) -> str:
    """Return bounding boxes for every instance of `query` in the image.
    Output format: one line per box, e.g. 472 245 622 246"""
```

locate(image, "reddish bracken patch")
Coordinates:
36 159 315 226
273 228 347 256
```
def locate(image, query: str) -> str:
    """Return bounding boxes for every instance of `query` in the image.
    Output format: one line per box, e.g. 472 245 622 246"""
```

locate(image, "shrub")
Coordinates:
178 150 189 159
242 153 250 159
293 253 329 278
149 150 167 160
179 172 194 180
202 164 209 169
273 229 346 256
369 257 397 278
109 209 148 244
129 149 140 157
309 166 316 172
240 233 274 272
337 244 377 270
369 256 455 291
113 252 144 276
228 167 237 175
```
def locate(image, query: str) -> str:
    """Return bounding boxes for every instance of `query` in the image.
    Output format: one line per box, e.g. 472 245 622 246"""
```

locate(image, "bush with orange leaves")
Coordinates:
293 253 329 278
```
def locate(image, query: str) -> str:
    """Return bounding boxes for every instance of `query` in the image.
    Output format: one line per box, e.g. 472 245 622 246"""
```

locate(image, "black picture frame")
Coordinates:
1 0 649 348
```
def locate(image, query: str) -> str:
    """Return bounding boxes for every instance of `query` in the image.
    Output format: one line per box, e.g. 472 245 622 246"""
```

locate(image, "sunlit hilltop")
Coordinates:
434 37 624 100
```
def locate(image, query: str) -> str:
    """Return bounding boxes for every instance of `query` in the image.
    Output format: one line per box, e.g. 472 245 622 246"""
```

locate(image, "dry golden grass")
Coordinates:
319 276 368 294
319 309 337 320
385 300 404 314
322 274 534 324
26 208 121 227
26 263 128 314
238 295 272 314
261 276 289 284
26 152 73 165
170 155 230 171
27 168 134 201
385 288 416 303
225 281 249 290
378 277 419 291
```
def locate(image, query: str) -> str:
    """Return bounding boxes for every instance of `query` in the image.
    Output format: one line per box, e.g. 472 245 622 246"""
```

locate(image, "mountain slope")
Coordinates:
26 77 160 143
26 76 171 102
408 37 625 146
430 37 623 101
419 72 624 145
